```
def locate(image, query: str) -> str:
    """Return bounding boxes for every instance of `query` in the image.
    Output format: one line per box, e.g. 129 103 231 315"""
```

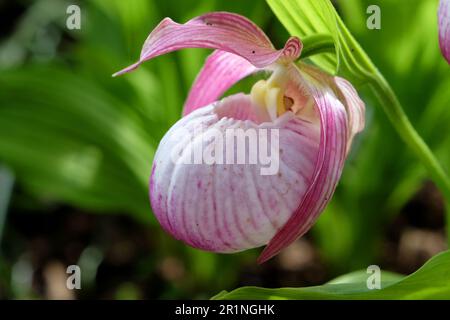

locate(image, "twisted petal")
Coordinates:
113 12 302 76
439 0 450 64
258 66 350 263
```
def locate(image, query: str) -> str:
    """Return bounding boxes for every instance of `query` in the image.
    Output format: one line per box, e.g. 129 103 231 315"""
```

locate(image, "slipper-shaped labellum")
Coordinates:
439 0 450 64
114 12 365 263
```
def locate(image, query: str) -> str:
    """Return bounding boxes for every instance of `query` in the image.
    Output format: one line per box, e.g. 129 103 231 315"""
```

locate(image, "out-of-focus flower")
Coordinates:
115 12 365 263
439 0 450 64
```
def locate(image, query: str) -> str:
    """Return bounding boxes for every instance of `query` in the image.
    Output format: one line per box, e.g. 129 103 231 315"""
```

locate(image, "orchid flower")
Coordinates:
114 12 365 263
439 0 450 64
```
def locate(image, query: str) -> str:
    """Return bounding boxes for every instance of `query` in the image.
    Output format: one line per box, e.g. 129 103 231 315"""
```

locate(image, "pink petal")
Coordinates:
183 50 257 116
334 77 365 153
113 12 302 76
439 0 450 64
150 94 321 253
258 66 349 263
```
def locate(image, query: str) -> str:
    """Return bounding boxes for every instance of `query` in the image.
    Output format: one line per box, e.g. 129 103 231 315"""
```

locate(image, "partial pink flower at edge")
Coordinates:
439 0 450 64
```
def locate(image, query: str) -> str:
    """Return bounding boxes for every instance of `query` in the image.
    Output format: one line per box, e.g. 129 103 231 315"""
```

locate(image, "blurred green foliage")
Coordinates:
0 0 449 299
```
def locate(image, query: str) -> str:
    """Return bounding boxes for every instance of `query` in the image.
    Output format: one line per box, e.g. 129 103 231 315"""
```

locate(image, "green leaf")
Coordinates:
266 0 338 75
267 0 376 83
213 250 450 299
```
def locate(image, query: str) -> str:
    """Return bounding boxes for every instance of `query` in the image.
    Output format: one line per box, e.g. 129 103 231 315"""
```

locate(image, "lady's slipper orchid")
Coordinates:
439 0 450 64
115 12 365 263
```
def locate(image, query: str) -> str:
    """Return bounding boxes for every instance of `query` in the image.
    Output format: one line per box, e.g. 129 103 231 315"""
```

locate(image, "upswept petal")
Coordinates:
183 50 257 116
258 66 349 263
113 12 302 76
439 0 450 64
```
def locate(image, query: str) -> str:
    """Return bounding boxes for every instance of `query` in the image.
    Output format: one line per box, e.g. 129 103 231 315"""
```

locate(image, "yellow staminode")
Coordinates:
250 78 286 122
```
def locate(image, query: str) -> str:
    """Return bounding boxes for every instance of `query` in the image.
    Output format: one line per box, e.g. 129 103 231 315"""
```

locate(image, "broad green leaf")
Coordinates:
213 250 450 299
